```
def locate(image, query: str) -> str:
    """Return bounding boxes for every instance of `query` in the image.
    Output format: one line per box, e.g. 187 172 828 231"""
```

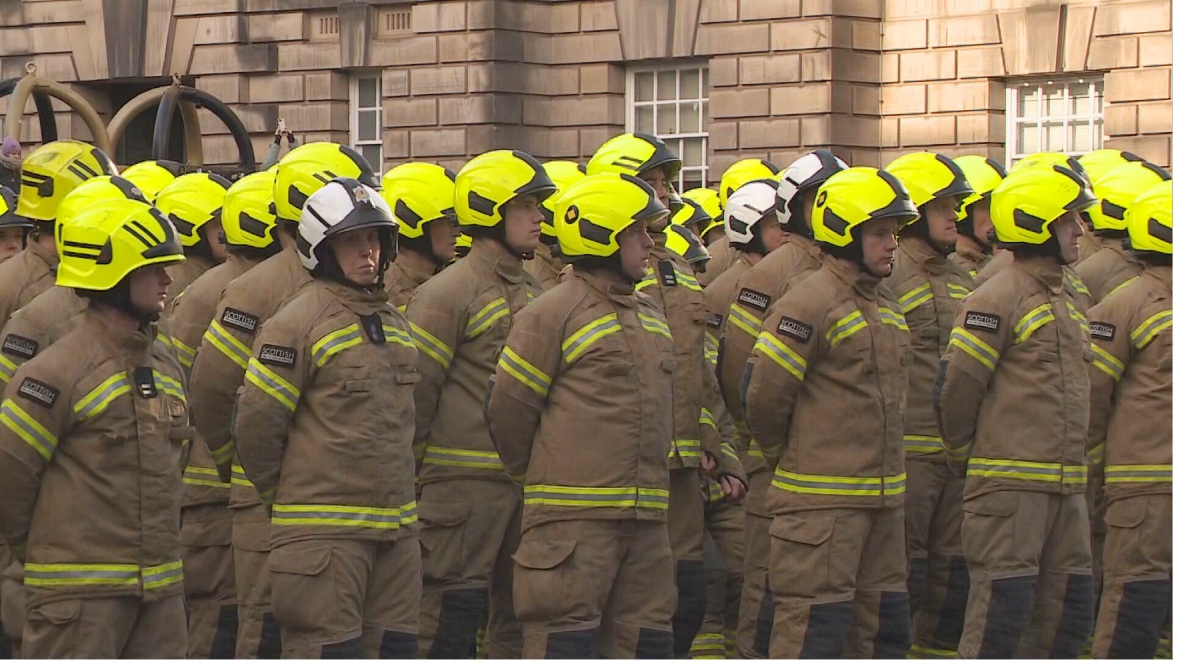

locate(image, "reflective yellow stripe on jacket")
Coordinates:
753 332 807 382
1090 344 1126 382
0 398 58 461
0 354 17 383
271 502 418 530
1014 304 1054 344
497 346 552 398
202 320 252 370
183 466 230 489
421 445 505 471
727 302 763 340
772 469 906 497
826 310 867 347
312 324 366 368
74 373 131 421
948 327 999 371
231 464 255 488
898 283 933 314
1132 310 1172 349
25 560 183 590
410 322 454 370
1105 464 1172 484
465 298 510 339
245 358 300 411
172 337 196 369
966 457 1086 485
562 314 622 364
523 484 670 510
904 434 943 455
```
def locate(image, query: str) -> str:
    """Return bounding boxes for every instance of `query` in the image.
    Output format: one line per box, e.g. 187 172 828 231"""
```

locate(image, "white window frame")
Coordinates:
625 62 710 192
1005 77 1105 167
349 73 383 170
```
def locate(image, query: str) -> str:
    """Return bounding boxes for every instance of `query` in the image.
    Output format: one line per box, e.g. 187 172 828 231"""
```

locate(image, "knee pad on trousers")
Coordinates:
378 630 418 659
1048 573 1093 658
637 627 674 659
258 611 282 659
427 588 486 659
977 575 1037 659
1107 579 1170 659
544 627 598 659
672 561 707 656
872 591 911 659
320 634 364 659
907 556 928 616
752 579 774 658
799 599 855 658
930 555 969 648
210 604 239 659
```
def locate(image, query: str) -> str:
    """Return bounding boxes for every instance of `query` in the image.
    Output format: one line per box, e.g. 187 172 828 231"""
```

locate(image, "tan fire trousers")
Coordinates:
232 503 282 658
692 490 745 658
22 594 187 658
668 467 707 657
181 503 238 659
904 458 968 658
735 468 772 659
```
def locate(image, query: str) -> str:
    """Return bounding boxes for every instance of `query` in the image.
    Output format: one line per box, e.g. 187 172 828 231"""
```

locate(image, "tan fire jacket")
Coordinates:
524 243 564 292
189 243 311 507
936 257 1091 500
1087 264 1172 501
383 254 435 311
233 281 418 547
0 311 189 604
949 245 993 279
745 257 911 514
168 254 261 510
1078 229 1102 264
975 250 1095 309
485 270 675 531
698 237 737 288
166 254 216 306
703 252 761 472
884 237 975 461
1074 236 1144 303
407 239 540 485
0 242 56 327
0 287 86 394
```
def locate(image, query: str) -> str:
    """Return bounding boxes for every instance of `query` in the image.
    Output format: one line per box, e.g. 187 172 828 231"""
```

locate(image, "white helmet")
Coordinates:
776 150 849 235
725 178 779 248
298 177 396 272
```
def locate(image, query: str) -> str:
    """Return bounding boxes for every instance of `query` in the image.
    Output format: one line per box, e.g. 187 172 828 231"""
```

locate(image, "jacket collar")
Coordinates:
468 238 526 284
824 255 881 300
322 279 390 314
1014 255 1065 294
390 254 435 290
954 243 988 264
789 232 823 261
86 309 154 359
900 236 947 276
1143 263 1172 292
574 269 638 308
28 238 57 269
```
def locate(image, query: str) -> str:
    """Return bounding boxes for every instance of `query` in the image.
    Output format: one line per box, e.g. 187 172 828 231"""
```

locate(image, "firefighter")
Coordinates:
719 158 778 209
949 155 1006 279
1076 149 1145 263
0 197 189 658
684 188 731 287
676 187 717 239
408 149 554 659
1086 180 1172 658
166 169 279 658
155 172 232 303
483 172 676 658
936 164 1098 658
120 159 183 203
743 166 917 658
1075 161 1170 302
232 178 419 658
663 222 712 273
526 160 585 291
380 162 458 309
0 186 28 263
589 132 744 657
0 140 116 326
454 232 472 259
188 142 378 659
714 149 845 659
881 152 976 658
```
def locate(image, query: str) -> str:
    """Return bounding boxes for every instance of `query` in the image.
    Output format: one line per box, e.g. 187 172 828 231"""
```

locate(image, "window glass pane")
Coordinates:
657 104 676 134
1068 121 1092 152
657 70 678 101
1043 86 1065 117
360 145 381 169
1018 123 1038 154
359 110 379 141
635 71 654 102
360 78 378 108
683 137 704 167
1018 87 1038 117
1044 122 1064 152
679 102 702 134
636 106 654 134
681 168 705 192
702 69 709 91
1069 89 1091 116
680 69 700 98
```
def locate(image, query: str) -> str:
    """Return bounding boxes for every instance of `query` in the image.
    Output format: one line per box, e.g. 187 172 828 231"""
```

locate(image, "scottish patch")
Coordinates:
737 288 770 313
706 313 723 329
1089 321 1117 341
964 311 1001 333
258 344 297 368
221 307 259 334
777 316 813 343
18 378 58 408
2 334 38 360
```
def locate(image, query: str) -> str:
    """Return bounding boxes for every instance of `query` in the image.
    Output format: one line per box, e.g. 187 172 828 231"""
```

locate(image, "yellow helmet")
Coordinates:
884 152 973 209
586 132 682 182
1089 161 1171 234
953 155 1007 222
454 150 556 229
57 199 185 291
454 232 472 258
1077 149 1144 184
55 176 149 242
812 167 920 248
540 160 587 237
665 220 711 268
154 172 232 248
671 197 713 233
120 160 183 202
1126 180 1173 255
554 173 668 261
1012 152 1091 183
719 158 778 207
682 187 723 221
381 162 457 239
991 164 1098 246
16 140 117 222
0 185 29 230
273 142 379 222
222 170 279 250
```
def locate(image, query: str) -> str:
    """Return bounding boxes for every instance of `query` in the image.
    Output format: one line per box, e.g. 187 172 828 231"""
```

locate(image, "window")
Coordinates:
1006 77 1104 167
626 64 709 192
350 74 383 170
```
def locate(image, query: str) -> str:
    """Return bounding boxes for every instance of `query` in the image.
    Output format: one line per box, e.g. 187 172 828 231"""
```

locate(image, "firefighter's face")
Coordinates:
205 218 229 263
1051 211 1084 265
617 221 655 282
639 167 671 209
0 227 23 262
428 216 459 264
502 194 543 254
756 213 789 254
969 197 994 247
924 195 960 248
860 217 901 278
129 264 173 316
329 227 382 285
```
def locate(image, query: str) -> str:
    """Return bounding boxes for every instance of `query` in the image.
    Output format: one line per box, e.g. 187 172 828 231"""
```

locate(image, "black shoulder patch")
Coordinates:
964 311 1001 333
657 260 677 287
258 344 297 368
17 378 58 409
1089 321 1117 341
706 313 723 329
737 288 771 313
221 307 259 334
777 316 813 343
2 334 38 360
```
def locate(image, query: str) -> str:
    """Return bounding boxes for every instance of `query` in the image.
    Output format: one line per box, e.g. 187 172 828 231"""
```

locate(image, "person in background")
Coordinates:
0 138 21 194
0 187 28 264
261 123 300 171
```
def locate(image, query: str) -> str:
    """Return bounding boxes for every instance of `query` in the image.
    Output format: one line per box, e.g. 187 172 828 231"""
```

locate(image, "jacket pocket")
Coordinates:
27 598 82 626
268 544 338 633
512 538 578 623
345 379 375 394
418 503 470 582
181 515 233 548
769 512 836 546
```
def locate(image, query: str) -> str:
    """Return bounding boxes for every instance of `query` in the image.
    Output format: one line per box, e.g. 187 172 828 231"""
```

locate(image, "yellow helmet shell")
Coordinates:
273 142 379 222
1126 180 1173 255
57 199 185 290
120 160 183 202
665 222 710 267
812 167 919 248
884 152 973 209
454 150 555 229
952 155 1007 222
1077 149 1144 185
586 133 682 181
682 187 723 221
671 197 713 233
540 160 587 237
16 140 118 221
55 176 149 241
155 172 232 247
991 164 1099 246
222 170 278 250
554 173 668 261
1090 161 1171 233
719 158 778 207
381 162 457 240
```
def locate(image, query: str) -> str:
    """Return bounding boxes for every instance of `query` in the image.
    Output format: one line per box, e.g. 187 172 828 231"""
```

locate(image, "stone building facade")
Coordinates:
0 0 1171 188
